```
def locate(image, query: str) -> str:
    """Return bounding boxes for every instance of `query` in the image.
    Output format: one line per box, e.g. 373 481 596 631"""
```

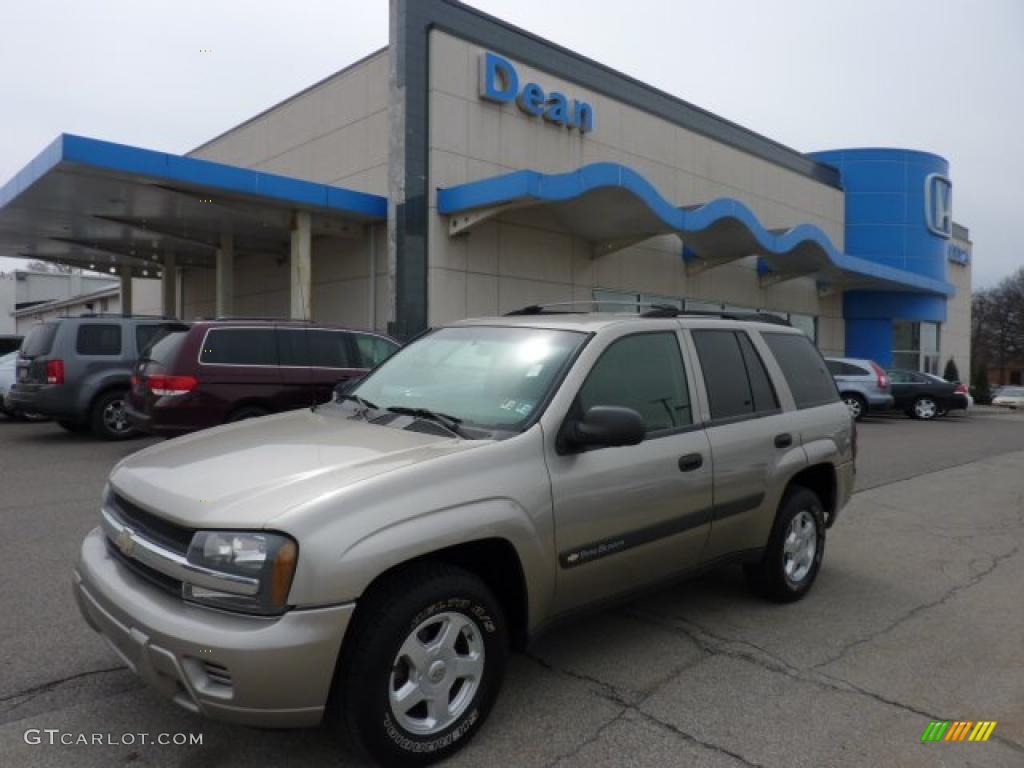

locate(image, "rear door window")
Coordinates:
693 329 778 421
76 324 122 356
277 329 355 368
762 332 839 409
20 323 58 357
354 334 399 368
200 328 277 365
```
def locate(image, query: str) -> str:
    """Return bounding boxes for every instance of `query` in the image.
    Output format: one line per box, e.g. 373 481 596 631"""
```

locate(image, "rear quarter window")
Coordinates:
76 324 122 356
200 328 277 365
762 333 838 409
20 324 58 357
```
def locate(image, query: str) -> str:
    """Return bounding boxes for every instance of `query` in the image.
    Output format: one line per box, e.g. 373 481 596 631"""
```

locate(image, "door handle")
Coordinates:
678 453 703 472
774 433 793 448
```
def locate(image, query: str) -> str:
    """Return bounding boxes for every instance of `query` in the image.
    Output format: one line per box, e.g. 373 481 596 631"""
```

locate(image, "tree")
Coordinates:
972 266 1024 385
972 363 992 404
943 357 960 382
24 260 73 274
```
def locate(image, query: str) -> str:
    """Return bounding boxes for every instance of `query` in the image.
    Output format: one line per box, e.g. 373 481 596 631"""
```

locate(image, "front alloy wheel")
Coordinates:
744 486 826 602
842 395 865 421
912 397 938 420
331 563 508 766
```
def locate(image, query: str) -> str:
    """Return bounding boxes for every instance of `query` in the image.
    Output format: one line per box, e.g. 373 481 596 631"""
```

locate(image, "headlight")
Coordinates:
183 531 297 615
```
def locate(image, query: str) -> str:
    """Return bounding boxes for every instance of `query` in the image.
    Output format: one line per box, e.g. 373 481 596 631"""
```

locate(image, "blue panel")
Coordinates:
438 162 954 296
2 134 387 220
845 318 894 367
844 291 946 323
810 147 951 283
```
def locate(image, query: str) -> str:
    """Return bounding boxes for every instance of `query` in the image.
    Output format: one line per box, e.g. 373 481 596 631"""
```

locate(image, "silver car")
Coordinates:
825 357 895 420
74 311 855 765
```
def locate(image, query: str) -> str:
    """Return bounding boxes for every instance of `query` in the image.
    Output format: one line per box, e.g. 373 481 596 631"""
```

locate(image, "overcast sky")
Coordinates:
1 0 1020 287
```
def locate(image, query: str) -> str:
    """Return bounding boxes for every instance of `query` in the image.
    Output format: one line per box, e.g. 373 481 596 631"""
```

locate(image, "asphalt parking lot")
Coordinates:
1 408 1023 767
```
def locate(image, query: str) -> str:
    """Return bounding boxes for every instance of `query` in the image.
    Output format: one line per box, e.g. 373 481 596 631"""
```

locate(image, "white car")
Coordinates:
0 351 45 420
992 386 1024 409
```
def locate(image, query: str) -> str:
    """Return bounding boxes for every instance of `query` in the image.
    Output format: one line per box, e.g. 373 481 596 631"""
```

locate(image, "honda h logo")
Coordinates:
924 174 952 239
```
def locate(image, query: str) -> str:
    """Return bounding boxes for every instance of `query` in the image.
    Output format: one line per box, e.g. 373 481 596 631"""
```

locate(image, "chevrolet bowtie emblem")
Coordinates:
116 527 136 558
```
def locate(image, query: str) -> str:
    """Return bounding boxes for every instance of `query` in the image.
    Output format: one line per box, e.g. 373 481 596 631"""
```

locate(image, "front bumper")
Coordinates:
74 527 353 727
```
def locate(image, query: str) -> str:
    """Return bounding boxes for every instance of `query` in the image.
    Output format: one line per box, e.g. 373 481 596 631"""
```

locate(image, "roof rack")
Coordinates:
505 301 792 326
198 315 313 322
75 312 177 320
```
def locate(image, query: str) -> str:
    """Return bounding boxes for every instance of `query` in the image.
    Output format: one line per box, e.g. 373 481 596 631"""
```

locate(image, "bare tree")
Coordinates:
973 267 1024 384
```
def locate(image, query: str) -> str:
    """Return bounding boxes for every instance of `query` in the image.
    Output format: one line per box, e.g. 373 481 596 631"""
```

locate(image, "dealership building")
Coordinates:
0 0 972 374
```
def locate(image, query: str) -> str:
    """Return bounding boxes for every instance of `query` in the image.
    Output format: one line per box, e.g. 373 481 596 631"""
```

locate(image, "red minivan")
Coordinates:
125 319 399 436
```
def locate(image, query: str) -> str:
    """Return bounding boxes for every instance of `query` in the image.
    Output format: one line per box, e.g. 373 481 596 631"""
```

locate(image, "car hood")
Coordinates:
109 408 489 528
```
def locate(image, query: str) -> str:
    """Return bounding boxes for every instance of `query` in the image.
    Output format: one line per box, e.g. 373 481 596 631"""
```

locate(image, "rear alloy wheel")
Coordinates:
91 390 137 440
841 393 866 421
910 397 938 420
331 563 508 766
744 486 826 602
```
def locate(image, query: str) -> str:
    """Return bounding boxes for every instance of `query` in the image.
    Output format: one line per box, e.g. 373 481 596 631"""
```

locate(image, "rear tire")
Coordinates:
90 390 137 440
841 393 867 421
744 486 826 603
330 563 508 766
226 406 268 423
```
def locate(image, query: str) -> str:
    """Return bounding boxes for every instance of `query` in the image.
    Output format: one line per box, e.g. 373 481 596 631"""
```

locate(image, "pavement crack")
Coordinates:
0 665 127 707
633 709 764 767
541 707 629 768
813 544 1020 670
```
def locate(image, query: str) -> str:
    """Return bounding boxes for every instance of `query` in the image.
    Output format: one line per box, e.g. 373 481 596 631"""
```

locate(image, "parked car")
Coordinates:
992 386 1024 409
0 351 46 421
8 315 169 439
125 319 399 436
825 356 893 420
75 309 854 766
919 372 972 415
886 368 964 420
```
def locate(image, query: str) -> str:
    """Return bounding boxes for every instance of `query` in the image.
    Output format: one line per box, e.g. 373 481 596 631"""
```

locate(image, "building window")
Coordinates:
892 320 941 373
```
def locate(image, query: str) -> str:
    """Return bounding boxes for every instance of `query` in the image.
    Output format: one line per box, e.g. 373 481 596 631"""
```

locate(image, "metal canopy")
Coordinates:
437 162 955 297
0 134 387 278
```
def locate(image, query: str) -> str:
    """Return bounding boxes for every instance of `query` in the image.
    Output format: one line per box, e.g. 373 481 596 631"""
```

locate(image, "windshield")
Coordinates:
141 327 189 371
20 323 57 357
350 325 587 433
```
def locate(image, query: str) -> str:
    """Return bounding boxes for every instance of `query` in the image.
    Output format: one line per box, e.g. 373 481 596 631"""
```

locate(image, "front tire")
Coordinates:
841 393 867 421
910 396 938 420
90 390 137 440
331 563 508 766
745 487 826 602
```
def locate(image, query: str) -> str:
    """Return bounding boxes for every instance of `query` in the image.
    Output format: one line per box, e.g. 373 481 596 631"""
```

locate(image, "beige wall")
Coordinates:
944 237 972 380
180 224 387 332
190 50 389 196
426 30 845 344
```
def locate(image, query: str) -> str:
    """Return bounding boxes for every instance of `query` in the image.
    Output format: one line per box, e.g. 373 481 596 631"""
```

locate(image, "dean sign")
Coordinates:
479 52 594 134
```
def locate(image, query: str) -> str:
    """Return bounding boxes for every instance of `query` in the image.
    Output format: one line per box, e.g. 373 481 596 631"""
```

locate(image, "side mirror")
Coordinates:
333 376 364 398
564 405 645 450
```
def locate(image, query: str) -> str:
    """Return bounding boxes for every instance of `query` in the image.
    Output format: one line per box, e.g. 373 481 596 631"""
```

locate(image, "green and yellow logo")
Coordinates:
921 720 997 742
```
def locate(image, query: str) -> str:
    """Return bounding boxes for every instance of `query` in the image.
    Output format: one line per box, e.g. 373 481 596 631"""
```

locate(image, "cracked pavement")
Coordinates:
2 409 1024 766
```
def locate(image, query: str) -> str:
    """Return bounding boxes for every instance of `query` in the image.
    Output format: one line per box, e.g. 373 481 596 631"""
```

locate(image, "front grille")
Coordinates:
105 537 183 596
111 493 193 555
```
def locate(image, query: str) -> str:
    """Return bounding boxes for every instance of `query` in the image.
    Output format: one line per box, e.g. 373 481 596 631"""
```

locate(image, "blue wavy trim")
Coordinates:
437 162 953 296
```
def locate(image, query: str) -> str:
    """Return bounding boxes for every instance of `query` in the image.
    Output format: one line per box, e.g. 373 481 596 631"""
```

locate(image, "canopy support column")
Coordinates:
162 251 177 318
119 273 133 316
216 233 234 318
290 211 312 320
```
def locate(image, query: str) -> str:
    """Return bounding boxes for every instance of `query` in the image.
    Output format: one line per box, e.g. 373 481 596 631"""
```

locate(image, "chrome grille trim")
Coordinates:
101 505 259 597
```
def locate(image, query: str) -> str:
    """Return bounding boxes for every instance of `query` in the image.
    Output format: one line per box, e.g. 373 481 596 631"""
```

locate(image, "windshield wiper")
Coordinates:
334 393 380 416
385 406 464 437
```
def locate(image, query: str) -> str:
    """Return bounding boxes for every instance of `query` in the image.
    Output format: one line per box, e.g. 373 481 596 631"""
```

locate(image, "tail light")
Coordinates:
146 374 197 396
130 375 139 387
45 359 65 385
869 361 888 389
954 383 968 395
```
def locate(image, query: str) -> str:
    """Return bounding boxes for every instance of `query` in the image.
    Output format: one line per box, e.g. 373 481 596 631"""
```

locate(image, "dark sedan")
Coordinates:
887 369 967 420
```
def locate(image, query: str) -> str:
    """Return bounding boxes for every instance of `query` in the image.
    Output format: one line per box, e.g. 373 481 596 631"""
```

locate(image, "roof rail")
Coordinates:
504 301 791 326
75 312 177 320
199 315 312 322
